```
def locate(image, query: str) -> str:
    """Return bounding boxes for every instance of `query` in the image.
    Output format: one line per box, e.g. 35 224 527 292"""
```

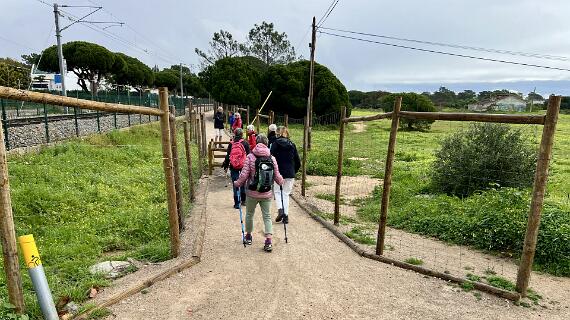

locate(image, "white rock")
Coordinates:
89 260 133 279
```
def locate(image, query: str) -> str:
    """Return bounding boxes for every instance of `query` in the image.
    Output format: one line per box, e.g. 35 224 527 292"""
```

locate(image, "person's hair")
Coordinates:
268 124 277 132
247 124 255 131
217 106 223 112
277 126 289 138
256 133 269 146
234 128 243 139
229 111 233 115
234 112 240 118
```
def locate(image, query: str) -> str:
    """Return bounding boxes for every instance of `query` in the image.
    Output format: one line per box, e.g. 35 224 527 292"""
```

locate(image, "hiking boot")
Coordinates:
275 209 285 222
245 233 252 245
234 204 240 209
282 215 289 224
263 239 272 252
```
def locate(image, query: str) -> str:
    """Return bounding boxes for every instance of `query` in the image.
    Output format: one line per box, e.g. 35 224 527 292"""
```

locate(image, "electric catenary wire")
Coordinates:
319 26 570 62
317 0 341 27
318 31 570 72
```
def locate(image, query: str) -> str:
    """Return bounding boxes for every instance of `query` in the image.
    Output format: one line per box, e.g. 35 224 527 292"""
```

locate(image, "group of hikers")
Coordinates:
216 107 301 253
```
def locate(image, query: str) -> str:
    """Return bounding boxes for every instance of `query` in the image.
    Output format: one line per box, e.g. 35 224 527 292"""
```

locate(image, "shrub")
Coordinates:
431 123 537 197
379 93 436 130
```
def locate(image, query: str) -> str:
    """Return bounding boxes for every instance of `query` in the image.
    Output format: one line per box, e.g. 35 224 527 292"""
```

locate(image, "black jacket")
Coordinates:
222 139 251 171
270 137 301 179
214 112 224 129
268 131 277 147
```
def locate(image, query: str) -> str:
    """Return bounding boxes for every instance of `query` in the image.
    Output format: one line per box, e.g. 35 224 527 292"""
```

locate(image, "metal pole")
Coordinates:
1 99 9 150
43 103 50 143
74 107 79 136
53 3 66 97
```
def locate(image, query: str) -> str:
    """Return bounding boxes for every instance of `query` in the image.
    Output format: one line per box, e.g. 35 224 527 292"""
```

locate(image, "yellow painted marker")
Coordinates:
18 235 58 320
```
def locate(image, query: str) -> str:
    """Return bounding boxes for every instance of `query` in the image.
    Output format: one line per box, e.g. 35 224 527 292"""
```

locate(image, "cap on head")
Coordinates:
234 112 240 118
269 124 277 132
247 124 255 131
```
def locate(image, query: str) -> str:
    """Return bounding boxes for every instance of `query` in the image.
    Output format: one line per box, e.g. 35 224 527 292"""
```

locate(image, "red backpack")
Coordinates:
229 139 247 169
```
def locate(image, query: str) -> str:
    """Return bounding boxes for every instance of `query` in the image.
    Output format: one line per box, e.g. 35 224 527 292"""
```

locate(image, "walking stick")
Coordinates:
236 187 246 247
280 185 288 243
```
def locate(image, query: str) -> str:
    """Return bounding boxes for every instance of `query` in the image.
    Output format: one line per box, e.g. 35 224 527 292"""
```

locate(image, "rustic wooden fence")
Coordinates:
0 86 201 313
327 96 561 299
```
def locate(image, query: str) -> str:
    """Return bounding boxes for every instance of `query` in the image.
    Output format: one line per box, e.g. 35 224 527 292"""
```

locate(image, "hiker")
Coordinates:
271 126 301 224
232 112 242 132
222 128 250 209
247 125 257 150
234 134 284 252
214 106 224 144
268 124 277 147
228 111 235 130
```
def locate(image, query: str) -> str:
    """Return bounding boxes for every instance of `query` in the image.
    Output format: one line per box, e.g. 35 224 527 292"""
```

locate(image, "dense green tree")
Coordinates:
39 41 125 93
262 60 350 118
154 70 179 91
200 57 262 107
111 53 154 90
244 21 296 65
348 90 366 107
431 86 456 107
457 89 476 101
195 30 244 68
379 92 436 130
527 91 544 101
0 58 30 88
21 53 41 68
559 96 570 110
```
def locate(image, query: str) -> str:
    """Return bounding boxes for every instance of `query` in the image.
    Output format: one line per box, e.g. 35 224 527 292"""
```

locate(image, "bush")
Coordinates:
379 93 436 130
431 123 537 197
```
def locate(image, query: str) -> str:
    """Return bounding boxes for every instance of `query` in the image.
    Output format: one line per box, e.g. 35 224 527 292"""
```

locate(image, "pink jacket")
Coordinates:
234 143 284 199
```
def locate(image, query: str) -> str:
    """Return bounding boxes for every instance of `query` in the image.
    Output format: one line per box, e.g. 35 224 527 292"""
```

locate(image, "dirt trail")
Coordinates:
107 111 568 319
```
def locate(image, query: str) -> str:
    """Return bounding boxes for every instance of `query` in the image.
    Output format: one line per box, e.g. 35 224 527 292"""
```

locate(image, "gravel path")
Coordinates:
107 111 569 319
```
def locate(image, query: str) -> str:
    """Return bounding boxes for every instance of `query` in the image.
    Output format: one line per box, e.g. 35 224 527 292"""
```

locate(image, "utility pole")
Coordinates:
53 3 67 96
179 63 184 114
306 16 316 150
529 87 536 113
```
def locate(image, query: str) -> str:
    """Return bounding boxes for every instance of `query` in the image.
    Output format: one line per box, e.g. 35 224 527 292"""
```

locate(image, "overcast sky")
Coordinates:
2 0 570 96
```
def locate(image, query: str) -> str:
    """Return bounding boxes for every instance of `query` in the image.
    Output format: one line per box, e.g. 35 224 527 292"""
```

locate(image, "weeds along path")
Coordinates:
107 113 566 320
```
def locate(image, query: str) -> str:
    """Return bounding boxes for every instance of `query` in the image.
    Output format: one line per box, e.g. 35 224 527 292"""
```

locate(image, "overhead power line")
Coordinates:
318 26 570 62
318 30 570 72
317 0 340 27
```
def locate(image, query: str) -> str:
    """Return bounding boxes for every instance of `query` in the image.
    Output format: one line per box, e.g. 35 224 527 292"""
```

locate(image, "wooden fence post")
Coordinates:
0 118 24 313
196 116 203 177
247 106 250 125
284 114 289 127
301 116 308 197
158 88 180 258
516 95 561 296
183 121 195 201
334 106 347 226
169 107 184 232
269 110 274 124
376 96 402 255
256 109 261 133
200 113 207 157
208 139 213 175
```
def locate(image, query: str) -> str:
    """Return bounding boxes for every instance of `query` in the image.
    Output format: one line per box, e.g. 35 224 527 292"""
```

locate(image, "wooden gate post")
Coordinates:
301 116 308 197
376 96 402 255
158 88 180 258
516 95 561 296
200 113 207 157
247 106 250 125
208 139 213 175
269 110 274 125
196 116 203 177
334 106 347 225
256 109 261 133
0 119 24 313
183 121 195 201
169 107 184 232
284 114 289 127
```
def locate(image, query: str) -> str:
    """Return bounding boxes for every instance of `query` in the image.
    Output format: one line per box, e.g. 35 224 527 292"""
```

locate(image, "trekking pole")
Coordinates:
236 187 246 247
280 185 288 243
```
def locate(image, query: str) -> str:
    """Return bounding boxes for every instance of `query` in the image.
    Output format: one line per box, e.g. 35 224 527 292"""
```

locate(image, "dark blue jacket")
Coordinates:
214 112 224 129
270 137 301 179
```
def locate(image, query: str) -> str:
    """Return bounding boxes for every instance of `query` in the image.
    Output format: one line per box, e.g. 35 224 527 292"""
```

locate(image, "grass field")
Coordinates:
287 109 570 277
0 122 199 319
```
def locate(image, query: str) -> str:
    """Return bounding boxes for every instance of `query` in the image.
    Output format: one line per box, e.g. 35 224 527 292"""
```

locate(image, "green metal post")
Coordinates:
43 103 50 143
1 99 9 150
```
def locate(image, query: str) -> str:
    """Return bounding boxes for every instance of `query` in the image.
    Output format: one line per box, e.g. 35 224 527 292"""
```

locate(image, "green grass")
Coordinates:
0 121 200 319
291 110 570 277
315 193 348 205
344 227 376 245
485 276 516 291
404 257 424 265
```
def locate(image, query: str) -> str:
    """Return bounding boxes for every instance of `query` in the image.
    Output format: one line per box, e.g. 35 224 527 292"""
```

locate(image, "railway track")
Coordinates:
4 112 134 127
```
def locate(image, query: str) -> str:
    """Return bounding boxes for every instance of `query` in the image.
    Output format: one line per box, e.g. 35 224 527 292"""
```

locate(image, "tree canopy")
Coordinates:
153 70 179 91
0 58 30 89
244 21 296 65
195 30 244 68
111 52 154 89
39 41 125 92
380 93 436 130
